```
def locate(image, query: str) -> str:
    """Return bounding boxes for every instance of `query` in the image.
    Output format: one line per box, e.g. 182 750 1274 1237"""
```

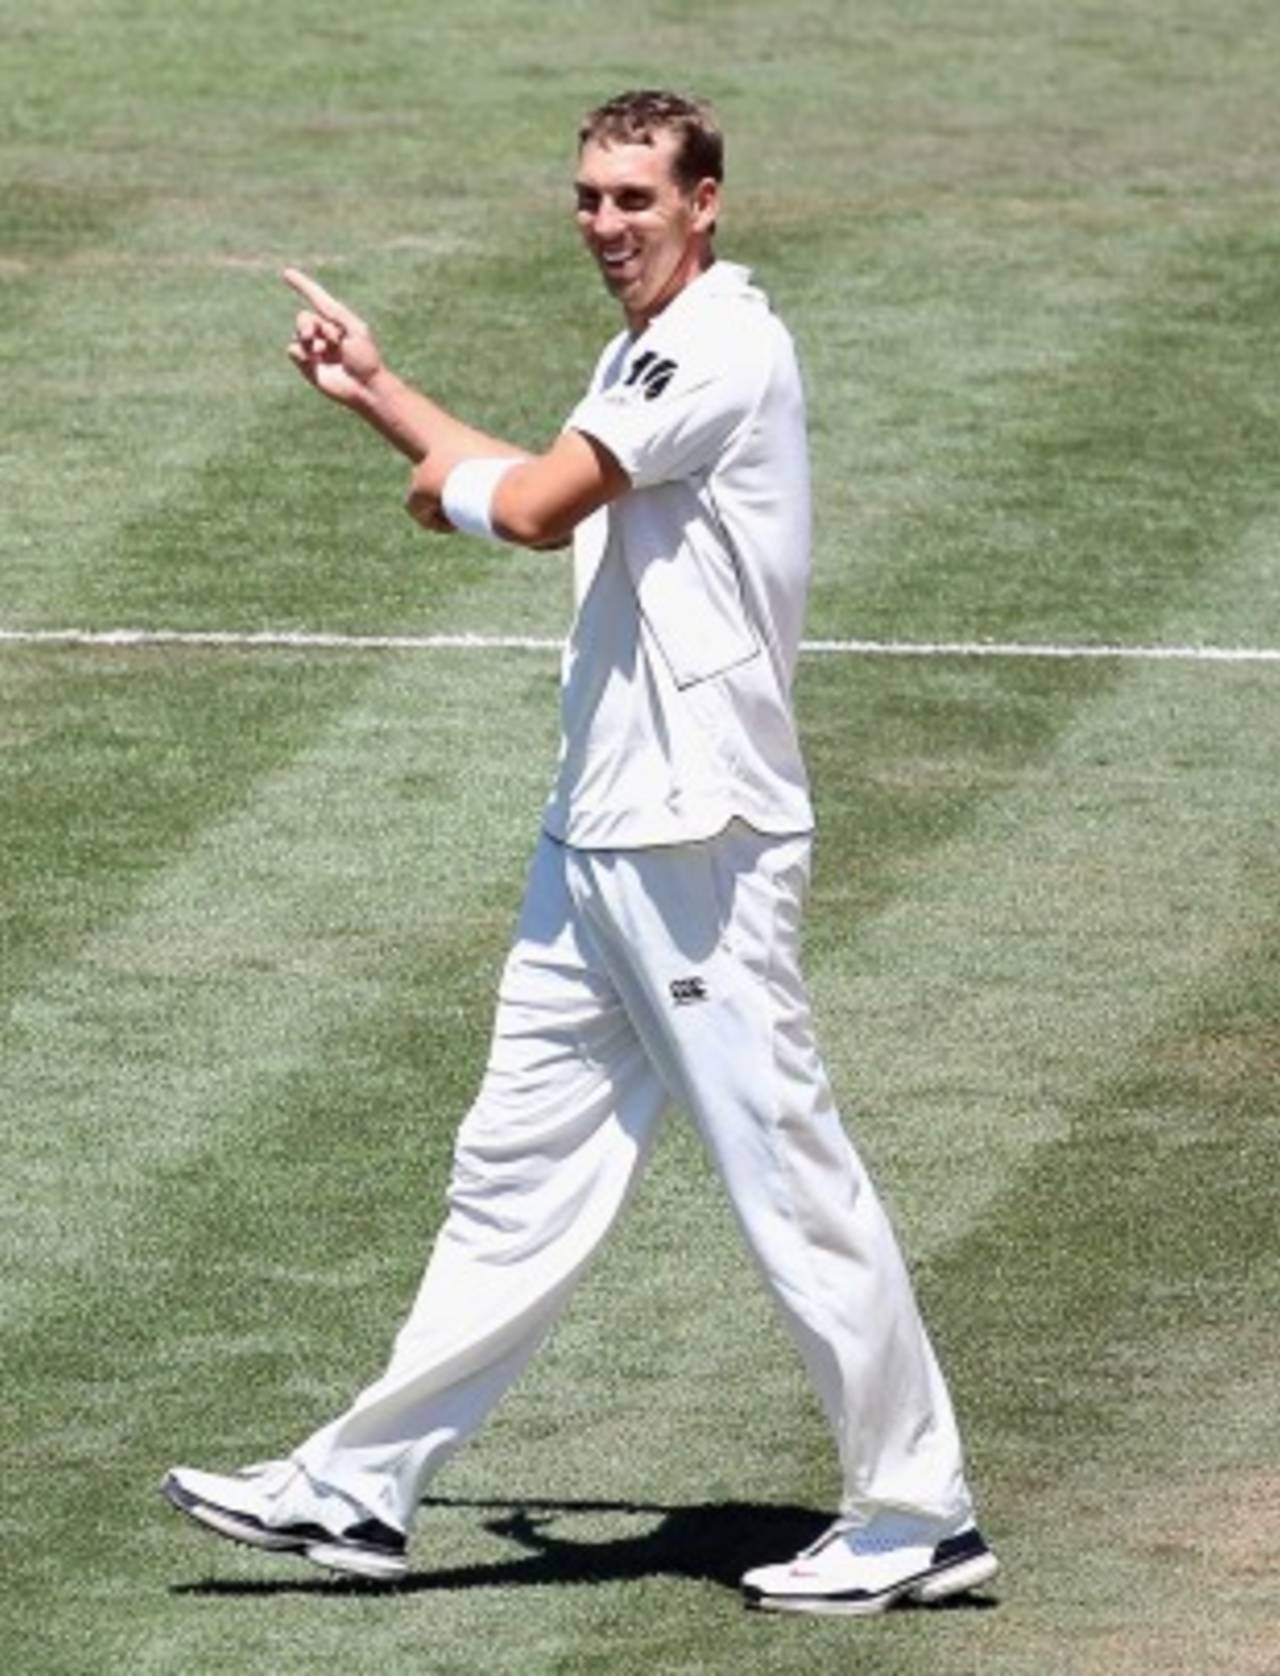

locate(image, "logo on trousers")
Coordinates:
669 976 709 1007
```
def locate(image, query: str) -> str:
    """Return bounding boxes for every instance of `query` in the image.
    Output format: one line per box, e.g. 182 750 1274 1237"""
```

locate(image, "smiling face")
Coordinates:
574 131 720 334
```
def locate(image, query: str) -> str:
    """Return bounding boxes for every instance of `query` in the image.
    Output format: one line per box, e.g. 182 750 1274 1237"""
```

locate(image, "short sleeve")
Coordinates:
567 338 764 489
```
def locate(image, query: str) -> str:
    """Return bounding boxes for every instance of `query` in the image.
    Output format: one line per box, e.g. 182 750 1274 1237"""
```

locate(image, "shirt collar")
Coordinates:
633 260 756 340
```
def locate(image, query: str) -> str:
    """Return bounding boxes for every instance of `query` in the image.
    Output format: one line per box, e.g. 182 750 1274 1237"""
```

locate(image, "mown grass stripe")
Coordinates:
919 917 1280 1668
0 651 558 1332
811 652 1280 1254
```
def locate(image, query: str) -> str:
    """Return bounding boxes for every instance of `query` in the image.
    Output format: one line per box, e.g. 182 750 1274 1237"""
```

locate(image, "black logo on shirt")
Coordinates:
625 351 678 401
669 976 709 1007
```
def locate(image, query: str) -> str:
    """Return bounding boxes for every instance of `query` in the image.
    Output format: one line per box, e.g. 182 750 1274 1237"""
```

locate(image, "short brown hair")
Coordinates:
577 89 724 194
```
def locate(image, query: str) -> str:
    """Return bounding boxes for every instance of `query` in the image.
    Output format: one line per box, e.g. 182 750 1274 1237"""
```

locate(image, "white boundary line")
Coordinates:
801 638 1280 663
2 627 1280 663
0 628 564 652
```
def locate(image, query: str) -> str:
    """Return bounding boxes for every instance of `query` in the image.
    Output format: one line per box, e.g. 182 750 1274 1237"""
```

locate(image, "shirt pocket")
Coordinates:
619 484 761 689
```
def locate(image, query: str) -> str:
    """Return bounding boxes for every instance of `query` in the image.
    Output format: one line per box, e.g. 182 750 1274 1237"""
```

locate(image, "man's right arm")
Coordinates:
283 267 522 466
284 267 631 550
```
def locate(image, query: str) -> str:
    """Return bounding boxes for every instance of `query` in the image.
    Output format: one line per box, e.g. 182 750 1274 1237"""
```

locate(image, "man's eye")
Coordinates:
576 192 600 213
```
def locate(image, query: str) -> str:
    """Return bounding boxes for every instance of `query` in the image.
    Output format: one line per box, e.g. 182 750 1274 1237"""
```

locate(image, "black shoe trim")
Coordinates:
338 1518 408 1558
161 1473 405 1558
932 1529 991 1565
162 1472 328 1547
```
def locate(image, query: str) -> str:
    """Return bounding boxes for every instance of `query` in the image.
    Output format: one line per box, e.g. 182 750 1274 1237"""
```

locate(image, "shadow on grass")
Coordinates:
168 1493 997 1608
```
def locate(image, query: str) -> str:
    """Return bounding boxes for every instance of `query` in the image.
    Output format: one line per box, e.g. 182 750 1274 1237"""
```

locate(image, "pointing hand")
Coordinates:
283 267 384 404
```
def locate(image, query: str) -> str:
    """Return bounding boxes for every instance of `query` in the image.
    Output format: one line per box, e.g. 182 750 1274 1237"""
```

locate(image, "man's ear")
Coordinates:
691 176 721 234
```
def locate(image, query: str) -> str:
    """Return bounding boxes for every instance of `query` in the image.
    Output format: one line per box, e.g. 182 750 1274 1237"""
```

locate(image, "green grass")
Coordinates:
4 2 1280 1671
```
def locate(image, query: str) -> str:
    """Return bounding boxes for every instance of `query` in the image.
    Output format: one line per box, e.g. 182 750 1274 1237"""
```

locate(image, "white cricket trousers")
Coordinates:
283 823 973 1536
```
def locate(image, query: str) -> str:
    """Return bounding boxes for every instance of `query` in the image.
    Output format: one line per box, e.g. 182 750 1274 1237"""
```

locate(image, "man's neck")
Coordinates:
624 248 717 336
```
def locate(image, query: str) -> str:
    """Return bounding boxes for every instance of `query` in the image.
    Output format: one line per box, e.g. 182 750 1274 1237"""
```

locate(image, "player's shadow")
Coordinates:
169 1494 998 1609
170 1494 818 1598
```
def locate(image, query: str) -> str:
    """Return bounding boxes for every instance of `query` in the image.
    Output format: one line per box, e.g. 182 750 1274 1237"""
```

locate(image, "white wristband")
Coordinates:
441 456 522 542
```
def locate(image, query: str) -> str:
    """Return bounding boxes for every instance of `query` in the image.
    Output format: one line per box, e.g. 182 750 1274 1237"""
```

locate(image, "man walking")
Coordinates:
163 89 997 1617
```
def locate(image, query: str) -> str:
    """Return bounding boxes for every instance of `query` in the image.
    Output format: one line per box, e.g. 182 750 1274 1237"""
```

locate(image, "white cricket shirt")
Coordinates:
542 261 816 850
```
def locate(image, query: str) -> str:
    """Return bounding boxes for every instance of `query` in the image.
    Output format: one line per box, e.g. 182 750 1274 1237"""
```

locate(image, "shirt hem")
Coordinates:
541 806 815 852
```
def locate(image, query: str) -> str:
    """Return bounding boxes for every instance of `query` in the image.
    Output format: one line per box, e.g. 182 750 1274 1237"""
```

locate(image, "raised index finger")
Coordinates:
282 267 368 335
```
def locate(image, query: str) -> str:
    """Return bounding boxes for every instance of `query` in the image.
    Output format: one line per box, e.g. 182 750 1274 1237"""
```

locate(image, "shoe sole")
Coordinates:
745 1550 999 1617
300 1540 409 1584
161 1473 409 1583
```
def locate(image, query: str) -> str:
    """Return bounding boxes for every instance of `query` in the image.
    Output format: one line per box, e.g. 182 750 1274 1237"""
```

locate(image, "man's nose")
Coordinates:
592 198 625 239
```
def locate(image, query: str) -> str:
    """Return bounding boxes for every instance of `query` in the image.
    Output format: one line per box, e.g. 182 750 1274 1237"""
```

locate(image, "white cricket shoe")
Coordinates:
162 1461 409 1582
741 1514 998 1616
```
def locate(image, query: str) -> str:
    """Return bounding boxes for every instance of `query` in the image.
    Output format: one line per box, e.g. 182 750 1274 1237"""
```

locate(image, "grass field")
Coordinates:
4 1 1280 1671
